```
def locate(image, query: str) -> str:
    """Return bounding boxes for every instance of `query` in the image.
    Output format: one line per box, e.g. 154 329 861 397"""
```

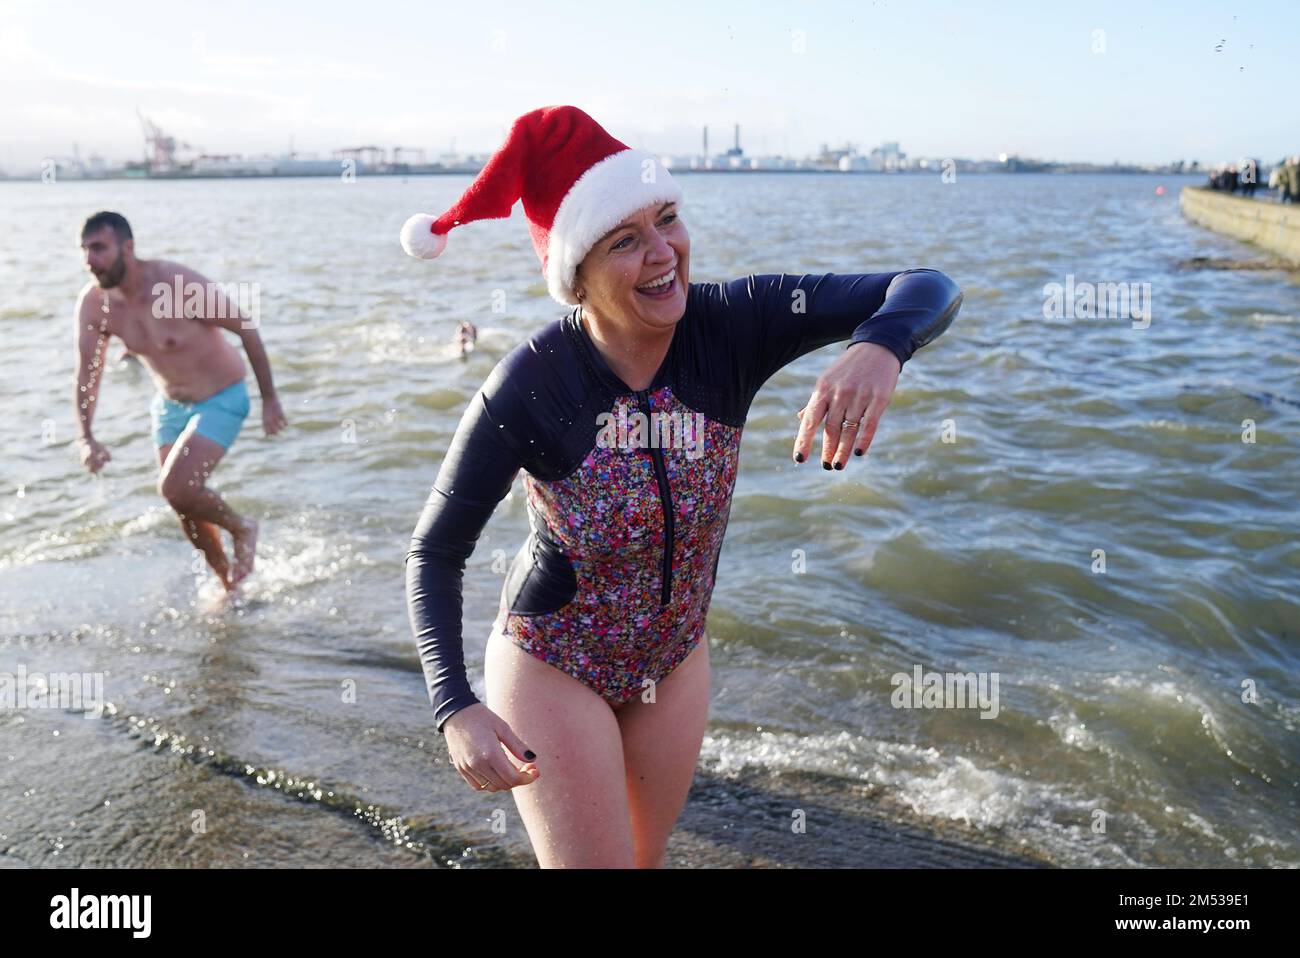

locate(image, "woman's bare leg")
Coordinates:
615 637 711 868
483 628 636 868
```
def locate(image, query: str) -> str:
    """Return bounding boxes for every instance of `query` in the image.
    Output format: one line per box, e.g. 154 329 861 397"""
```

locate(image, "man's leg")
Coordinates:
157 428 258 587
157 441 232 588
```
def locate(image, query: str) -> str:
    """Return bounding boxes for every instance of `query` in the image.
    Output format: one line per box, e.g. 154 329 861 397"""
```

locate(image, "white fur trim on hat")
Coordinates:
400 213 449 259
544 149 683 306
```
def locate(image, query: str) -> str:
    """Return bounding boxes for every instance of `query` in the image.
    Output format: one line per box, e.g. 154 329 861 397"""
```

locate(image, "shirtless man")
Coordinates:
74 210 287 591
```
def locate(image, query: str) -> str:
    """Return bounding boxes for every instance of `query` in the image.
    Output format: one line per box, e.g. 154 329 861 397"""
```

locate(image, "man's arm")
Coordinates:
231 321 280 407
73 287 113 471
175 264 287 435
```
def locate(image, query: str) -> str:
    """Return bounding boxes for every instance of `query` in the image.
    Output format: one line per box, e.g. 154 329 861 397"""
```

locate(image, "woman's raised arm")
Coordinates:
709 268 963 401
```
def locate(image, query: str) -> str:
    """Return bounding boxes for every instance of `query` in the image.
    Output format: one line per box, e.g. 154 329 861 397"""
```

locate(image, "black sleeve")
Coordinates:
714 268 963 399
404 384 525 733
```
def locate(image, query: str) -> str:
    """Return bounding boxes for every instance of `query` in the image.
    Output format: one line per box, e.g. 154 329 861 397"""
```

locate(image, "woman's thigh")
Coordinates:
615 636 711 868
483 627 636 868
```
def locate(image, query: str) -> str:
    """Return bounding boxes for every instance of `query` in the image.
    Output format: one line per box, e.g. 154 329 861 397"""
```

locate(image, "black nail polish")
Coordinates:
524 750 536 761
833 461 842 470
822 461 831 470
854 448 864 456
794 452 804 463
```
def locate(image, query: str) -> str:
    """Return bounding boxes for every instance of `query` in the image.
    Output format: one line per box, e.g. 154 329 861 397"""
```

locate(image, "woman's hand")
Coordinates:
793 342 901 469
442 703 540 794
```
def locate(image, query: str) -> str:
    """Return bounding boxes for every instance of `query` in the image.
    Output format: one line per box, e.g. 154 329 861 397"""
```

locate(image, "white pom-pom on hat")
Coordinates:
400 214 448 259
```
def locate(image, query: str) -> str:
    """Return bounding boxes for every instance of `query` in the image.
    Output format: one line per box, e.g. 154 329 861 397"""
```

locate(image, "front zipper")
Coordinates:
635 388 674 607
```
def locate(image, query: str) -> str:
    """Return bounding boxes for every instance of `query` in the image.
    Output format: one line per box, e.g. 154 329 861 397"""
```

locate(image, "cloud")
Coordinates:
43 67 303 107
0 24 34 61
197 50 397 85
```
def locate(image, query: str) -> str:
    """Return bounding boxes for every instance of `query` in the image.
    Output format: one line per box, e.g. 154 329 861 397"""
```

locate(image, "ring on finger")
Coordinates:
843 407 871 427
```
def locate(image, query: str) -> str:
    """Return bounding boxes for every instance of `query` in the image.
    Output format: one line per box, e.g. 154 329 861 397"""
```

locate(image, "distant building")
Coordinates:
869 142 905 172
275 156 348 176
816 142 855 169
664 153 810 171
190 154 276 176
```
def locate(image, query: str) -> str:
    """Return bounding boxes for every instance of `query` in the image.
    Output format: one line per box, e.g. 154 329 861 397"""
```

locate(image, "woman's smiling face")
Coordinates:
574 201 689 333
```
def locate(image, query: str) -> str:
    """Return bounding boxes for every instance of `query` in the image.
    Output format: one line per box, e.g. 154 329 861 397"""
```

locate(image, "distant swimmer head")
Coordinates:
454 321 477 358
397 105 683 308
80 210 134 289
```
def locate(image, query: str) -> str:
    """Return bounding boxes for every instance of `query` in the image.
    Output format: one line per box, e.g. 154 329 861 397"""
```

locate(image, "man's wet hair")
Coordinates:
81 211 133 244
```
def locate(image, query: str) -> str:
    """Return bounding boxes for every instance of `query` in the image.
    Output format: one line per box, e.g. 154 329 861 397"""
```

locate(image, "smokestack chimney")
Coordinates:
703 125 708 158
734 123 740 152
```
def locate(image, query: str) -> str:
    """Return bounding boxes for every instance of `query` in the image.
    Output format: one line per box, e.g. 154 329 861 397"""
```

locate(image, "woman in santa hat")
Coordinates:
402 105 963 867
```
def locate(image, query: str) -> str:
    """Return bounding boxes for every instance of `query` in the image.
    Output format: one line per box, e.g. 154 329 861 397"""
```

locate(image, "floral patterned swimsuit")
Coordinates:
406 270 963 732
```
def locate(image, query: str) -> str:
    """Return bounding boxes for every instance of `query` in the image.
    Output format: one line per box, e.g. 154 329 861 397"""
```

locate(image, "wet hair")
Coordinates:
81 211 133 244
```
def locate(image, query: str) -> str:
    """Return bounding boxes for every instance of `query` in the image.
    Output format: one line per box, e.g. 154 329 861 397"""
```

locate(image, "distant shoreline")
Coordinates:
0 168 1209 184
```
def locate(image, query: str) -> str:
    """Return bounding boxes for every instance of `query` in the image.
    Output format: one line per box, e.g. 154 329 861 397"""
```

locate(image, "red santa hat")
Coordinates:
399 105 682 306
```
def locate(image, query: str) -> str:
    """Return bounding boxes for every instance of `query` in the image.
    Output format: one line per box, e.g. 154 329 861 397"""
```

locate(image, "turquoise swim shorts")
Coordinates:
150 380 250 450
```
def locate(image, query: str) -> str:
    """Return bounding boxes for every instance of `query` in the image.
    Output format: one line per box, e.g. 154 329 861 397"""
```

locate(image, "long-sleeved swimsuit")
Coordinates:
406 270 963 732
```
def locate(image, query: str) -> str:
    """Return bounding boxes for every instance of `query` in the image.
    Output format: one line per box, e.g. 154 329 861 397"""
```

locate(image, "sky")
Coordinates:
1 0 1296 173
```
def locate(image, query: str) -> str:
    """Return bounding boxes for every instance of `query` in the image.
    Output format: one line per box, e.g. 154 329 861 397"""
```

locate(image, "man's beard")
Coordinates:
95 252 126 288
